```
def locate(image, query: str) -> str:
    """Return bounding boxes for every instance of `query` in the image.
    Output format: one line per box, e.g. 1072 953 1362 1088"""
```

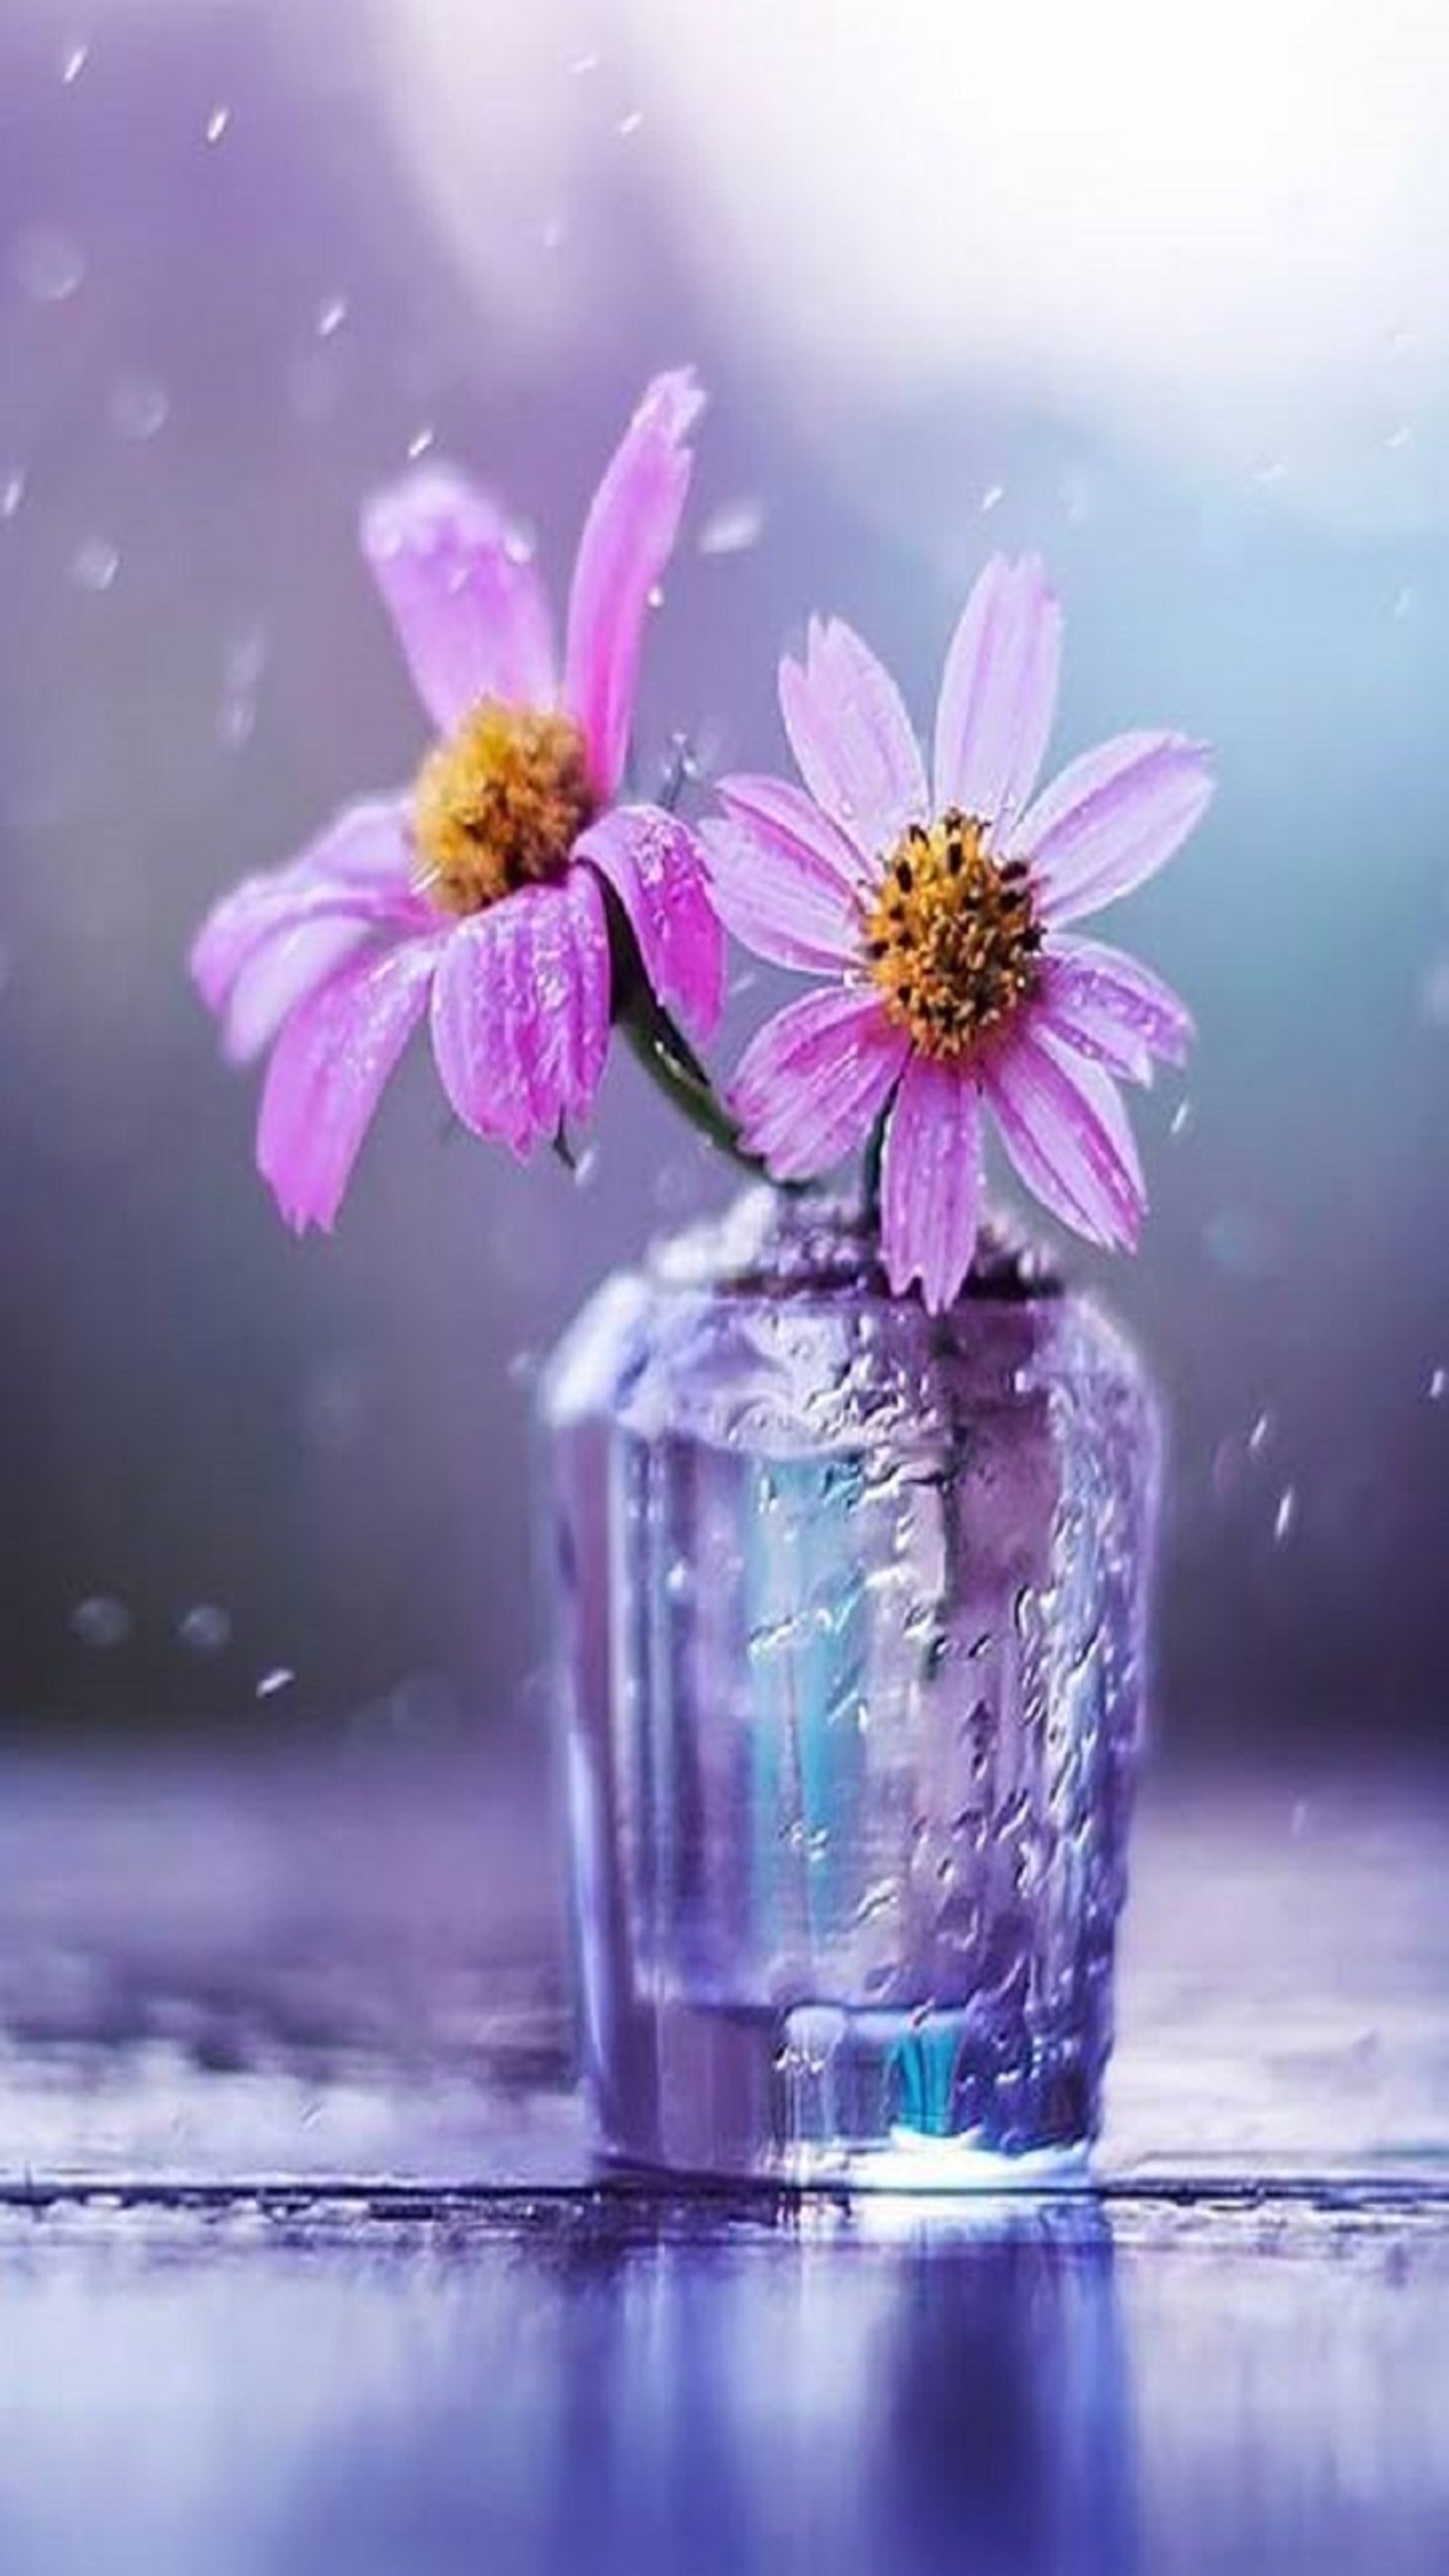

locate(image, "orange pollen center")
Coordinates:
864 808 1043 1060
413 700 596 916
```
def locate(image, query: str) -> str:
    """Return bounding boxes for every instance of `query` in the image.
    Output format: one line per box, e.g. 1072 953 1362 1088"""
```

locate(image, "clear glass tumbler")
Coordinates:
542 1189 1161 2187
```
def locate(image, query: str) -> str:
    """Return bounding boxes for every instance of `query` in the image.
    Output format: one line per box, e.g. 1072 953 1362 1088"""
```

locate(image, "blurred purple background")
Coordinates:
1 0 1445 1754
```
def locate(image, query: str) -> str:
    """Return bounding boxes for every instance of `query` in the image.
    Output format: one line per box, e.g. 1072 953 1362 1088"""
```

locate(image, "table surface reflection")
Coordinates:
0 1738 1444 2575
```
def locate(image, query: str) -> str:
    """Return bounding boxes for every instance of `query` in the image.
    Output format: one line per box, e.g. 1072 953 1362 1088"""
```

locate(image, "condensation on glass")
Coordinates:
542 1190 1161 2187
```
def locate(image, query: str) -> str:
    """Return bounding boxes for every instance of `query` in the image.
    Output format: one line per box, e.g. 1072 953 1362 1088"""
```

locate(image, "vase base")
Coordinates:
594 2124 1093 2196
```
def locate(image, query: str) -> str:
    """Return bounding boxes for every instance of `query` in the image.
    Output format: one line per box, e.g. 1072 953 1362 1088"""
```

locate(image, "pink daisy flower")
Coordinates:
191 372 723 1232
706 558 1214 1312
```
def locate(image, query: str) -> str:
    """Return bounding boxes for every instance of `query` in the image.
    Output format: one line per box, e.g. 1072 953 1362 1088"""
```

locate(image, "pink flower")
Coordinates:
191 373 723 1232
707 558 1213 1311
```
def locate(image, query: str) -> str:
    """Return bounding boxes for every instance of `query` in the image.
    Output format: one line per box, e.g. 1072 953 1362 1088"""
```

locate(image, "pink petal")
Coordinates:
429 868 610 1159
1041 936 1195 1077
562 370 705 799
984 1024 1146 1251
880 1053 984 1312
360 467 556 735
1015 733 1214 926
716 774 869 897
932 556 1061 831
574 803 724 1039
699 812 860 976
779 618 927 860
256 932 445 1235
190 799 427 1062
730 986 907 1182
1030 991 1153 1088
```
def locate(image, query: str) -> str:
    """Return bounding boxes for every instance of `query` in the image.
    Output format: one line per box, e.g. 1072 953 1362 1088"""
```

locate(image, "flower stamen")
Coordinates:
415 700 595 915
864 808 1042 1059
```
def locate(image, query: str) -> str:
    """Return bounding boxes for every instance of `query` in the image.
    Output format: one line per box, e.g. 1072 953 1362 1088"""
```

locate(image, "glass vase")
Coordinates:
542 1188 1161 2188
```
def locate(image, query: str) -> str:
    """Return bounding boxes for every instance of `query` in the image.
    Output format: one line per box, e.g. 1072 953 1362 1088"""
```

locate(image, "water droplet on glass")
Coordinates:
980 482 1005 514
1429 1366 1446 1403
177 1602 232 1656
205 106 231 145
60 39 89 84
315 294 348 340
1272 1485 1297 1545
71 1595 131 1649
1 468 24 522
255 1665 295 1701
108 372 169 440
617 109 644 136
70 537 119 591
698 497 765 558
13 226 85 303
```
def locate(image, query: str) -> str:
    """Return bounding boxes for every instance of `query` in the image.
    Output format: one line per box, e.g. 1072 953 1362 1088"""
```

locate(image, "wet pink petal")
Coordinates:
360 467 556 737
563 370 704 800
779 618 927 860
430 869 610 1159
1016 732 1214 925
731 986 908 1182
1040 936 1194 1076
933 556 1061 831
190 798 427 1062
716 774 869 898
984 1024 1146 1249
1031 987 1154 1088
256 933 446 1235
699 813 860 976
574 803 724 1039
881 1053 984 1312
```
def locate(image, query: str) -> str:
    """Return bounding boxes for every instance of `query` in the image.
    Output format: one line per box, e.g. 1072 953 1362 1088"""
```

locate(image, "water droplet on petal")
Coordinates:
70 537 120 591
205 105 231 144
108 372 169 440
255 1665 295 1700
71 1595 131 1649
698 497 765 558
13 226 85 303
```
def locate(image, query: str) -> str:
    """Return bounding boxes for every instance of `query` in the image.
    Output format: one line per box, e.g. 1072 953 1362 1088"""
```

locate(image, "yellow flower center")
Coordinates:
864 808 1042 1060
413 700 596 916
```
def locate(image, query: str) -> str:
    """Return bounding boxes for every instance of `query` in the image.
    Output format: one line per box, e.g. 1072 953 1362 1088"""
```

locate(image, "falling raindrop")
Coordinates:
1 468 24 522
70 537 120 591
13 226 85 303
1248 1409 1271 1456
1391 585 1415 620
406 426 435 460
1385 423 1413 450
698 497 765 558
205 105 231 144
1168 1098 1193 1139
1272 1485 1297 1545
570 49 601 74
617 109 645 136
1253 457 1289 485
60 39 89 84
315 294 348 340
980 482 1005 513
542 216 568 253
255 1665 295 1701
176 1602 233 1656
647 582 665 609
108 372 169 440
1429 1366 1446 1403
71 1595 131 1649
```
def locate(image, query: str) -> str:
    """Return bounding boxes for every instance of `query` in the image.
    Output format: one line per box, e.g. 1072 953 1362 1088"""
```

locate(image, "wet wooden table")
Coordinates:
0 1737 1445 2574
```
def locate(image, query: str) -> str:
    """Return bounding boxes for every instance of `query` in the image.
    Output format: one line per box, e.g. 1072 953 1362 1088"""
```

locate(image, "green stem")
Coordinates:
859 1109 888 1232
620 987 766 1177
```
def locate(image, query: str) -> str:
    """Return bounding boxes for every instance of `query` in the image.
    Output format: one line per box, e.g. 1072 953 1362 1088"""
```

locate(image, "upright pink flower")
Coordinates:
192 372 723 1231
707 558 1213 1311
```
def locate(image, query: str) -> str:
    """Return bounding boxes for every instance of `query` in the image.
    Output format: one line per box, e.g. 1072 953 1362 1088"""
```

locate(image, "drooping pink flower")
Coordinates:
706 558 1213 1311
191 373 723 1231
